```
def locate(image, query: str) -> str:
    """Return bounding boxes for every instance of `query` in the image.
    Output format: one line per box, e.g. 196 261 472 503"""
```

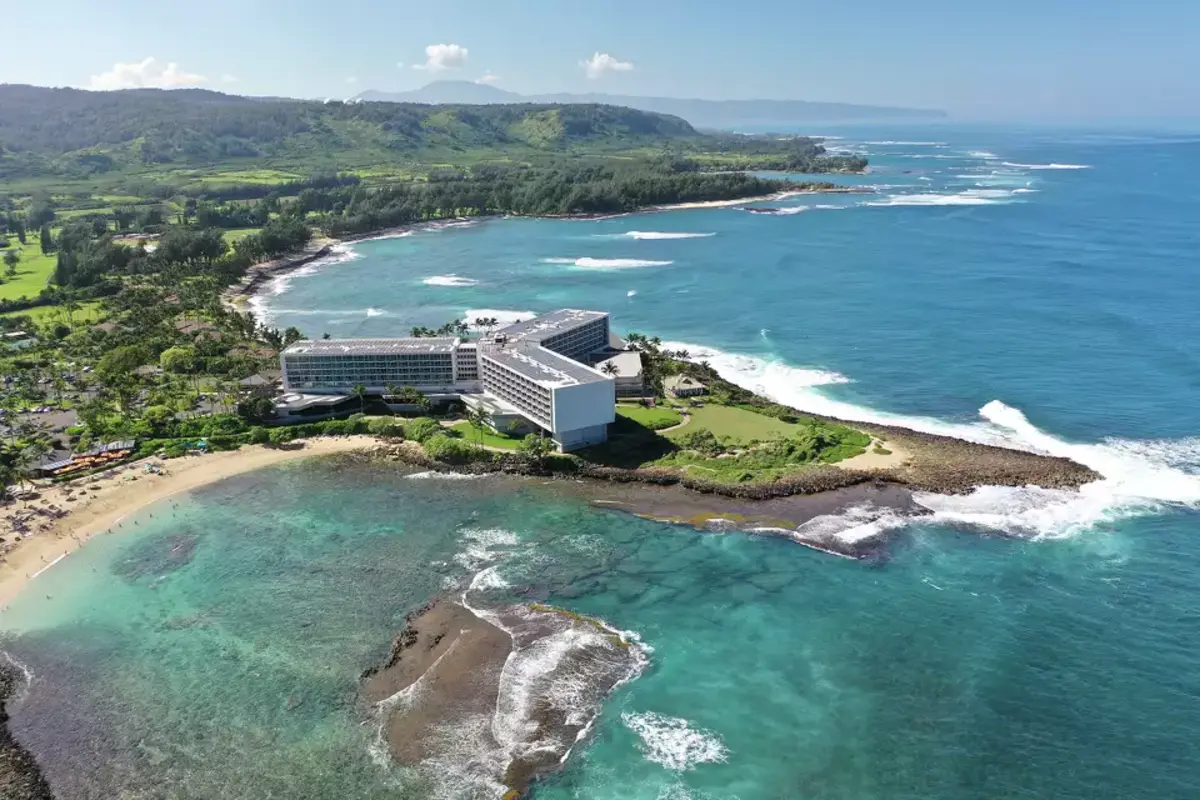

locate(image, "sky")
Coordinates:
0 0 1197 120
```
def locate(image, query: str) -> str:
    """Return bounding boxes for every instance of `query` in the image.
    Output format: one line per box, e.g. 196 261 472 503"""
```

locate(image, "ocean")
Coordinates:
4 124 1200 799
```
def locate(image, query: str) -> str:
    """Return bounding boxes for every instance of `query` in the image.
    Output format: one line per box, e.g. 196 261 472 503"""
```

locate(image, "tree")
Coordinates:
351 383 367 414
39 225 54 254
601 361 619 377
160 345 197 374
466 406 491 448
2 249 18 275
27 201 55 229
518 432 555 468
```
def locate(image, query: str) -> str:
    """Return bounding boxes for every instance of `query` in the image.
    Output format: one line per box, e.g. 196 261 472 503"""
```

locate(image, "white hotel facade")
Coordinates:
278 309 623 450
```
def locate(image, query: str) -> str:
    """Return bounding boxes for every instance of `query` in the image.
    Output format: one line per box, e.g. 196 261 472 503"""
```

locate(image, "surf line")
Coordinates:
29 552 69 581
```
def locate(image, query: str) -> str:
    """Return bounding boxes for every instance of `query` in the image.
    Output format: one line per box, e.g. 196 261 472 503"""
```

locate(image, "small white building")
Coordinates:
665 375 709 398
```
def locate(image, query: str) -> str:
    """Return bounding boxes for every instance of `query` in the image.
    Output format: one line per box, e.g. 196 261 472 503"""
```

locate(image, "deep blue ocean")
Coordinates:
4 124 1200 799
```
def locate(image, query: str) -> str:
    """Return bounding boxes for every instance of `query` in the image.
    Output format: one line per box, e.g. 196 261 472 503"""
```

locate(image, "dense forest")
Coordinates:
0 85 865 180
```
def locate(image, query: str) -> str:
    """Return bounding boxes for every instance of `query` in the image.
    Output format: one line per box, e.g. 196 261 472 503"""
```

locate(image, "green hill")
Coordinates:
0 85 700 179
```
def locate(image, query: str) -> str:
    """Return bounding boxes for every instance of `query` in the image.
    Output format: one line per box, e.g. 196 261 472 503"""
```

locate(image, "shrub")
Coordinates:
248 426 270 444
675 428 724 457
345 413 369 435
423 433 478 464
405 417 441 443
268 427 294 445
322 419 349 436
367 417 405 438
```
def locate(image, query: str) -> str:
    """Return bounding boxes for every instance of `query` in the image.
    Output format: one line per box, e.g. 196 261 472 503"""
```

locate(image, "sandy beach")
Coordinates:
0 437 377 607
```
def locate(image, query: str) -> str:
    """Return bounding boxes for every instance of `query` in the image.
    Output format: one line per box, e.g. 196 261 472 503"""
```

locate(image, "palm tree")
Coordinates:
384 383 399 403
466 406 491 448
601 362 619 377
351 383 368 415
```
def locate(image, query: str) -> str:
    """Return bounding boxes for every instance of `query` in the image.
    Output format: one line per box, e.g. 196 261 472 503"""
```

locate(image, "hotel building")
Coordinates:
278 309 626 450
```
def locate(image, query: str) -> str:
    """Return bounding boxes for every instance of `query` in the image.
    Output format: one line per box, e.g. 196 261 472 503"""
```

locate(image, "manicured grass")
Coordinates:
0 301 104 324
616 404 683 430
449 421 524 450
664 404 802 444
0 237 56 301
222 228 261 243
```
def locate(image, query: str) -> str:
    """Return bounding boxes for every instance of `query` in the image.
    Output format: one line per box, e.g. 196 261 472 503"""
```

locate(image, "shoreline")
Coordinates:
0 437 377 608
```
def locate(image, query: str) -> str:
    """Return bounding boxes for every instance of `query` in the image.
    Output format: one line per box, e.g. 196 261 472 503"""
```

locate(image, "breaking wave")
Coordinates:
444 529 651 797
865 140 947 146
1001 162 1092 170
747 204 847 216
864 188 1027 207
406 470 483 481
422 275 480 287
663 341 1200 539
608 231 716 240
622 711 729 771
542 257 675 269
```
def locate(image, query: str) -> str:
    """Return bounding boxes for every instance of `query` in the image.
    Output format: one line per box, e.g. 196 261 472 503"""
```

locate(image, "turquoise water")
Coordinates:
5 125 1200 798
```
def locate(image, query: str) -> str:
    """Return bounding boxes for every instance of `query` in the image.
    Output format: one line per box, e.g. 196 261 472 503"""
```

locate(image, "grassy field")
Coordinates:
616 404 683 430
449 421 524 450
0 300 103 324
222 228 261 243
664 404 804 444
0 236 56 301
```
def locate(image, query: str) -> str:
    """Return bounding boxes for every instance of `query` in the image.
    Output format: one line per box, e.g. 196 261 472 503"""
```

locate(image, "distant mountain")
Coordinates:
353 81 946 126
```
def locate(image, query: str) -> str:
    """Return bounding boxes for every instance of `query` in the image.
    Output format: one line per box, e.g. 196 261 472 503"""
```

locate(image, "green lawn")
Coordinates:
616 404 683 430
222 228 261 243
448 421 524 450
0 237 56 301
664 404 803 444
0 300 103 324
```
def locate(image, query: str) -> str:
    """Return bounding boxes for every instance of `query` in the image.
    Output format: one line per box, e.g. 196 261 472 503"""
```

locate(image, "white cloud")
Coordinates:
581 52 634 79
220 74 239 84
396 61 405 69
345 76 358 84
413 43 469 72
475 71 500 85
89 57 208 90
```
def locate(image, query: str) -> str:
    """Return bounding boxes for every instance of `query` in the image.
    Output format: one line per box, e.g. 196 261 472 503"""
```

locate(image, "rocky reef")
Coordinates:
0 663 53 800
361 598 645 798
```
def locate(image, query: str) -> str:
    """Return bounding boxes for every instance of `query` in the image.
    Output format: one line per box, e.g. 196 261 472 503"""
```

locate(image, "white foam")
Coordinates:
969 150 1000 159
542 257 674 270
865 140 947 146
405 470 481 480
663 343 1200 538
617 231 716 240
627 290 638 297
249 243 363 325
790 505 913 545
422 275 480 287
365 307 386 317
622 712 729 771
351 229 414 243
864 188 1026 207
1001 162 1091 170
453 528 520 572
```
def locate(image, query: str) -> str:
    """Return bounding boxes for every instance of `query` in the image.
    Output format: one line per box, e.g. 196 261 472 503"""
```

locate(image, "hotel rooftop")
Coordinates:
282 337 460 356
495 309 609 343
483 339 608 387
